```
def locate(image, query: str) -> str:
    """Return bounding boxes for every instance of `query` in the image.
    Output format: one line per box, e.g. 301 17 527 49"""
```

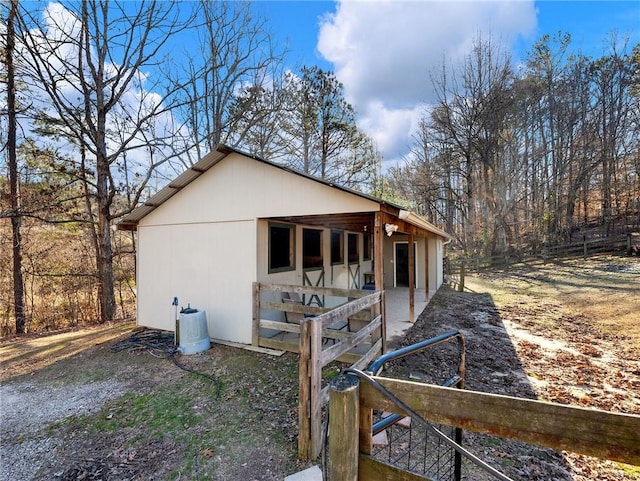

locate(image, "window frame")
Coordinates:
268 222 296 273
363 233 372 261
347 233 359 265
330 230 344 265
302 228 324 270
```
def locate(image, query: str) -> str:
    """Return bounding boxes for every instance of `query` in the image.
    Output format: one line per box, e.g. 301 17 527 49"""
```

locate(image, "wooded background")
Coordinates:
1 2 638 335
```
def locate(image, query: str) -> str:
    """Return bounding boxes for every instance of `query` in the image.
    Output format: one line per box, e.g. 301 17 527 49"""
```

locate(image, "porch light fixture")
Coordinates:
385 223 398 236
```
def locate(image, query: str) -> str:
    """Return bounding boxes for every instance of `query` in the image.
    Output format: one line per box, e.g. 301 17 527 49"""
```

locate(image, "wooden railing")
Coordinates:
328 372 640 480
446 233 638 275
252 283 385 459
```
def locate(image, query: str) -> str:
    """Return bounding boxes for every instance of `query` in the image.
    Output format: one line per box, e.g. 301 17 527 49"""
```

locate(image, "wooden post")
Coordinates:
374 212 384 291
359 403 373 455
296 315 329 459
298 318 311 458
328 374 360 481
309 317 323 458
408 232 415 323
380 290 386 354
374 212 385 352
252 282 260 346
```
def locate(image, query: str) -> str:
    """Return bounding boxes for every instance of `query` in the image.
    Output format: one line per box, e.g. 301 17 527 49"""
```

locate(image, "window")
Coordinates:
269 223 295 272
363 234 372 261
348 233 359 264
331 230 344 265
303 229 323 269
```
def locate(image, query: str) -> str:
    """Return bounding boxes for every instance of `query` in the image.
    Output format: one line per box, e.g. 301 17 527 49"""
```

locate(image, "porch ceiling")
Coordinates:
267 209 445 239
268 212 376 233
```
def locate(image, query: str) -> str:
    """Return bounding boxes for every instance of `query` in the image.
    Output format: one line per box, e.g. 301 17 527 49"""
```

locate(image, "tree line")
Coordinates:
388 33 639 259
0 1 380 334
1 1 638 335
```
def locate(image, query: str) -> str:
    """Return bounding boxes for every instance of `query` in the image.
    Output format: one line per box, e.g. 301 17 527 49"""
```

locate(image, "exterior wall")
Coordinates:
134 151 448 345
137 153 379 344
257 220 373 311
428 236 444 296
137 220 256 344
140 153 379 227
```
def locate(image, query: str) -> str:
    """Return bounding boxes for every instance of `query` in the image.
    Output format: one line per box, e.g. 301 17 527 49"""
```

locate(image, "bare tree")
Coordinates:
2 0 26 333
16 1 192 323
429 33 514 256
173 0 284 165
399 31 639 261
591 37 636 236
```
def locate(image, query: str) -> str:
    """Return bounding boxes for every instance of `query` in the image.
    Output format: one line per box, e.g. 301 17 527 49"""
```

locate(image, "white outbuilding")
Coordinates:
118 145 452 346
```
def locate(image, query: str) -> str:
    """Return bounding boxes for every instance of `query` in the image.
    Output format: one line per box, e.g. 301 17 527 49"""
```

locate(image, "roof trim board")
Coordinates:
117 144 452 240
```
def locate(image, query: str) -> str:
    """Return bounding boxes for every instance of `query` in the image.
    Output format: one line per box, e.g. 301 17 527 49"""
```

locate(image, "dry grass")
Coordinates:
465 254 640 348
0 323 134 382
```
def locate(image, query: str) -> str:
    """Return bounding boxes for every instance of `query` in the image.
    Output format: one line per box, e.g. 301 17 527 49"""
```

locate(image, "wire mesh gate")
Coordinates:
364 330 465 481
325 330 514 481
326 329 640 480
369 413 459 480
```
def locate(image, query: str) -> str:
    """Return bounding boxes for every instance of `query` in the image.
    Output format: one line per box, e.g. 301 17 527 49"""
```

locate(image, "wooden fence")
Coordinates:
447 233 638 278
252 283 385 459
328 373 640 480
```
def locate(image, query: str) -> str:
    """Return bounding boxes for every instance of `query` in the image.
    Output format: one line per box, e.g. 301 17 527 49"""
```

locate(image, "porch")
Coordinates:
253 285 431 357
252 282 437 458
385 287 430 342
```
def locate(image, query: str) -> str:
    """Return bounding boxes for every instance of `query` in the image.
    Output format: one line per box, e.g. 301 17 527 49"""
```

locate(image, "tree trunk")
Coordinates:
96 162 116 323
6 0 26 334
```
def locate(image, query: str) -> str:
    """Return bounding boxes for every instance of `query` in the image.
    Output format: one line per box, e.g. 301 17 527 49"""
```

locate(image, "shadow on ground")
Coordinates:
382 285 575 480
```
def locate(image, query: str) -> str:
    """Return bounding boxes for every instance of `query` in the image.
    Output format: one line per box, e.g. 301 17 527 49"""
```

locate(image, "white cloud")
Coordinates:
317 0 537 163
358 100 426 161
16 2 185 182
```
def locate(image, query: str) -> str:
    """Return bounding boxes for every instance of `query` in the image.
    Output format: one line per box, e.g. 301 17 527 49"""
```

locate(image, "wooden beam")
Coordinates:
360 377 640 465
359 454 427 481
374 212 386 353
298 320 311 458
424 235 430 299
309 318 323 458
374 212 384 291
408 232 415 323
328 375 360 481
320 315 382 366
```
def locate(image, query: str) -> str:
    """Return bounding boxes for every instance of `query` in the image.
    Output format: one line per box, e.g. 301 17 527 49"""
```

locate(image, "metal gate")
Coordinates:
327 330 512 481
326 331 640 480
363 331 466 481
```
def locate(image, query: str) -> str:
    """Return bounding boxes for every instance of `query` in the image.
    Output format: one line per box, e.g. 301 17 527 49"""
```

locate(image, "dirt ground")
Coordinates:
0 328 310 481
1 254 638 480
386 254 640 480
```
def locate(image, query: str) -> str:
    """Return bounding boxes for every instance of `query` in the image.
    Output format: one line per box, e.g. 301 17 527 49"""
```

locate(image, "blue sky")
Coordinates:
18 1 639 167
254 0 640 164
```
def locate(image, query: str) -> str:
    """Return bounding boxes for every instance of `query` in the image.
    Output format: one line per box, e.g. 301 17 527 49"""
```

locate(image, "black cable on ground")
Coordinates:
111 328 221 398
170 352 221 398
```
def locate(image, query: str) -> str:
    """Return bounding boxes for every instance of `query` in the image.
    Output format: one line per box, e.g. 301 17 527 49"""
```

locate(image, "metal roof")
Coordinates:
117 143 452 240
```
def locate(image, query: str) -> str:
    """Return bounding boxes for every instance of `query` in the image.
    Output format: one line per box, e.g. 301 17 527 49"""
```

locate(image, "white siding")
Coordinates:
428 236 444 296
134 151 448 345
140 153 378 228
137 220 256 344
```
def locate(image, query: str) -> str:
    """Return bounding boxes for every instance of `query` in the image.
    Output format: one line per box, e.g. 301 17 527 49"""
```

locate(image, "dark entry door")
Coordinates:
395 242 416 287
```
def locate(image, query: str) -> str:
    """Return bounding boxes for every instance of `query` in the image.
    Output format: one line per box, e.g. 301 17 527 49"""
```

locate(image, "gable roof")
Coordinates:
117 144 452 240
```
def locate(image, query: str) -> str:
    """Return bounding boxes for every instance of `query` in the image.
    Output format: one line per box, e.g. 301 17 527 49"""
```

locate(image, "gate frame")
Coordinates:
328 372 640 480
